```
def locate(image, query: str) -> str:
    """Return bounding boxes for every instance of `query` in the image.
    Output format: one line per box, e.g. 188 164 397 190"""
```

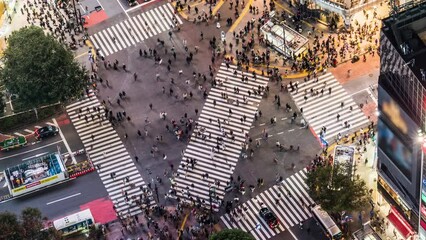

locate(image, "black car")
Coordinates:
34 125 59 140
259 207 279 229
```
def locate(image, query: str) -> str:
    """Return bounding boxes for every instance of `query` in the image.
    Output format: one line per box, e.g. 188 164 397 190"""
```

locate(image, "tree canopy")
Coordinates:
305 163 369 213
0 26 87 108
0 207 62 240
210 229 255 240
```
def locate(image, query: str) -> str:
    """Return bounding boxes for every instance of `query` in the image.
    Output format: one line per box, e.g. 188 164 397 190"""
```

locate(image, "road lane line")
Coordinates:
53 118 76 164
14 132 25 136
116 0 129 18
0 140 63 161
277 132 284 135
22 152 48 161
288 129 295 132
228 0 253 33
46 193 81 205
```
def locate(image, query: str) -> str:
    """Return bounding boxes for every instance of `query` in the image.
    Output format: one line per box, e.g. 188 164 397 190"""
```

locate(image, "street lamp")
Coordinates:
418 130 425 238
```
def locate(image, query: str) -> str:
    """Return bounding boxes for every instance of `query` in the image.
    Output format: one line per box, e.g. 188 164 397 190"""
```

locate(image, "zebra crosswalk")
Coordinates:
66 92 155 216
220 169 315 240
289 72 369 142
90 3 182 57
170 63 269 208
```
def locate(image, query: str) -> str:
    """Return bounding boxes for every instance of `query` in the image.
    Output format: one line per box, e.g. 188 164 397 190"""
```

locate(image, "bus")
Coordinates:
53 209 94 236
312 205 343 239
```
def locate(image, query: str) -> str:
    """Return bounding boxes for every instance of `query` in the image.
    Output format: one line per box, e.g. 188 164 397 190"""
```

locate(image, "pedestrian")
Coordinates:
149 103 153 110
135 156 139 162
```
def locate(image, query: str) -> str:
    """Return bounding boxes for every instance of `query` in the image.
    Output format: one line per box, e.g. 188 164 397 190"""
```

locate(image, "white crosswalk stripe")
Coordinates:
288 72 369 142
66 92 156 216
169 62 269 209
90 3 181 57
220 169 315 240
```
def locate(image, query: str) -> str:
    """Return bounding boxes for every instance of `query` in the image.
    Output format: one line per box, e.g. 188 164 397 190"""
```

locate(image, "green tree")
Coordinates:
21 207 44 240
0 26 87 108
210 229 255 240
305 163 369 213
88 225 105 240
0 207 64 240
0 211 22 240
0 91 5 116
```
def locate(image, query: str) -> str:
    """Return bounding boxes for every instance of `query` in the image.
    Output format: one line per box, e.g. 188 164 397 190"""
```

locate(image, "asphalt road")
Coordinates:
0 173 108 219
0 114 110 221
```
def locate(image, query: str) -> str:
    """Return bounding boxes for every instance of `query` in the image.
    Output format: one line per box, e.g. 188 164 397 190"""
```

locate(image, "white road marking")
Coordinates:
46 193 81 205
22 152 48 161
366 88 377 104
116 0 129 18
24 129 34 133
0 140 64 161
277 132 284 135
259 123 265 126
14 132 25 136
288 129 295 132
53 118 76 164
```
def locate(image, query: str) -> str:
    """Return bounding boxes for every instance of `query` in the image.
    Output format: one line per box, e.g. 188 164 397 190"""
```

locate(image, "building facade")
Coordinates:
377 3 426 238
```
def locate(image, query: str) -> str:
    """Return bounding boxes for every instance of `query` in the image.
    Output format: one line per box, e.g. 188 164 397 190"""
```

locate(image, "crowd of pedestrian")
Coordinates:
15 0 85 49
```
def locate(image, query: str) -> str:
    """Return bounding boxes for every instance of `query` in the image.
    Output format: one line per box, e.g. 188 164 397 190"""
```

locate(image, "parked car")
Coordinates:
259 207 279 229
35 125 59 140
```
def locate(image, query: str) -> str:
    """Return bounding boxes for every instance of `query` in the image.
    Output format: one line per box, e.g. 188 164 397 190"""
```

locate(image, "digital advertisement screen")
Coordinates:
378 86 418 137
378 120 413 180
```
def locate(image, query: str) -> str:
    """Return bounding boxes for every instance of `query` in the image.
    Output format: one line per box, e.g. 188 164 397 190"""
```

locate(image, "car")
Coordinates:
34 125 59 140
259 207 279 229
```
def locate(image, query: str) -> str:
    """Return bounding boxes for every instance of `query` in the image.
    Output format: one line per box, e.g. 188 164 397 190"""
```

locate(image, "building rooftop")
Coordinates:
382 2 426 83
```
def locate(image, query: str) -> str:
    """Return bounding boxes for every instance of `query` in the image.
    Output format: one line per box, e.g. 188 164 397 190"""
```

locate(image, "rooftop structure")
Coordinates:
261 20 309 58
381 2 426 84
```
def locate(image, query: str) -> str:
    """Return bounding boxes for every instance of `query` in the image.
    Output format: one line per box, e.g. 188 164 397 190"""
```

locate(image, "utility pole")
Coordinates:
71 0 81 33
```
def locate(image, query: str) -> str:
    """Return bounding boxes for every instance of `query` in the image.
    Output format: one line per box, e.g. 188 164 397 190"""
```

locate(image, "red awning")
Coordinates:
387 206 414 239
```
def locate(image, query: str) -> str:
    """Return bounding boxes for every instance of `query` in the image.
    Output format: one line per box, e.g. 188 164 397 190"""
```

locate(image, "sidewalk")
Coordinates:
105 204 220 239
323 129 407 240
180 0 386 80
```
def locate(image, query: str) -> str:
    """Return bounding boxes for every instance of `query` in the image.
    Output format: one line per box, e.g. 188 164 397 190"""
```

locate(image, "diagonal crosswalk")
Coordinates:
220 169 315 240
169 63 269 208
66 91 155 216
288 72 369 142
90 3 182 57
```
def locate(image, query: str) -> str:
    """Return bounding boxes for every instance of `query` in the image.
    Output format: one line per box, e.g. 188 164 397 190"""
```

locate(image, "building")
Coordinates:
377 2 426 239
300 0 425 28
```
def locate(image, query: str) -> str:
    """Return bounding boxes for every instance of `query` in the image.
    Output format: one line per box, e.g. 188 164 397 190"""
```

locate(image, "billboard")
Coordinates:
378 120 413 180
378 86 418 138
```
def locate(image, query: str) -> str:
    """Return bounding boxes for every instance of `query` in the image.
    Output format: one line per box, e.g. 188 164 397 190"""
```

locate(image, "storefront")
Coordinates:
378 175 417 239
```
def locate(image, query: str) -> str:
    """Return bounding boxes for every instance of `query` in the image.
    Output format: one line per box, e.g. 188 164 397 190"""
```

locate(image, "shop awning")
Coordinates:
387 206 414 239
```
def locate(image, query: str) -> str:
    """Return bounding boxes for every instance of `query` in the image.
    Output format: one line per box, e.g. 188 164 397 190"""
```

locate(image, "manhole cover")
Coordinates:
369 74 373 77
